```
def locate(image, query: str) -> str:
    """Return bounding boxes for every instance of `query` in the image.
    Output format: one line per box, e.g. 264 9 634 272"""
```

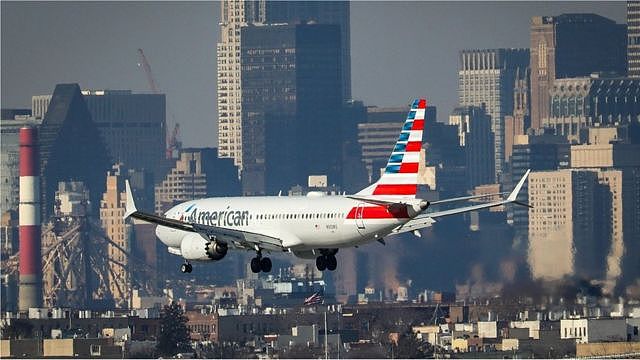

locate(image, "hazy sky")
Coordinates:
1 1 625 147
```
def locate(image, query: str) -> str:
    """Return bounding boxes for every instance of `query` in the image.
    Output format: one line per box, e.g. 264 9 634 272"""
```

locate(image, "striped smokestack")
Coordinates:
18 126 42 311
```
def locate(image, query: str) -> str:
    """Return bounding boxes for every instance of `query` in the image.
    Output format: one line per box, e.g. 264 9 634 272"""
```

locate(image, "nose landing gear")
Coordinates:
180 262 193 273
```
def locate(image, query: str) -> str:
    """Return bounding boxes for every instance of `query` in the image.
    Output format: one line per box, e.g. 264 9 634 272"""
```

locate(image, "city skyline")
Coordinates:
1 1 625 147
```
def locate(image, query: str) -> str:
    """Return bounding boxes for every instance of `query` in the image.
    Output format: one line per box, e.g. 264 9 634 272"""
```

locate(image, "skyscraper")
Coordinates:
458 48 529 181
547 76 640 142
82 90 166 180
217 0 246 169
38 84 111 218
529 14 627 130
1 115 41 214
570 129 640 294
504 67 530 165
449 106 495 189
33 90 167 181
154 148 240 214
628 1 640 78
261 1 351 101
100 164 130 308
216 0 350 170
358 105 436 182
240 23 343 195
528 170 607 281
510 131 569 238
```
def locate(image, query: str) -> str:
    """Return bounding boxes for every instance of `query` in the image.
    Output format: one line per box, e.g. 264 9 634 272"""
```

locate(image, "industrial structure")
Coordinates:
41 181 155 309
18 126 42 311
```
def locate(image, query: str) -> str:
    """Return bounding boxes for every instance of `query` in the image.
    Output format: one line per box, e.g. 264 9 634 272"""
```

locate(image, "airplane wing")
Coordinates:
123 181 285 252
391 169 531 235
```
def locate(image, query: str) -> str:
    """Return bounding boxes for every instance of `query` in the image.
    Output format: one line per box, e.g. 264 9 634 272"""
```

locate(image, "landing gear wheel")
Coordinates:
326 255 337 271
316 256 327 271
250 257 261 273
260 257 272 272
181 263 192 273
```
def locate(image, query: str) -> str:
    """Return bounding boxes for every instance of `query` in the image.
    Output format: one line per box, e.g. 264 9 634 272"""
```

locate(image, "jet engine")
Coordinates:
180 233 228 261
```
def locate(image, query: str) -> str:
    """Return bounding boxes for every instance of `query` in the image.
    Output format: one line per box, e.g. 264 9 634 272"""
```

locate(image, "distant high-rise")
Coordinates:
570 129 640 294
504 67 530 165
38 84 111 218
263 1 351 101
528 170 607 281
628 1 640 78
154 148 240 214
217 0 245 169
1 115 41 214
529 14 627 130
100 164 130 308
449 106 495 189
216 0 350 170
33 90 167 181
358 106 436 182
423 117 467 197
82 90 166 180
240 23 343 195
31 96 52 119
458 48 529 181
546 76 640 143
510 131 569 238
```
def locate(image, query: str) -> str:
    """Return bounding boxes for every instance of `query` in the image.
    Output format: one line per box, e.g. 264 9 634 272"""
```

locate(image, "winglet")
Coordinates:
507 169 531 202
124 180 138 219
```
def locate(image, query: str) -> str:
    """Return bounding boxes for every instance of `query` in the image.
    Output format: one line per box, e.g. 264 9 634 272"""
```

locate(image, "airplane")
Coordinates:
124 98 531 274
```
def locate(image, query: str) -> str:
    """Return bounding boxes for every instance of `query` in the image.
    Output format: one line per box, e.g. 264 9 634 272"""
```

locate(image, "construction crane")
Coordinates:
137 48 181 159
137 48 160 94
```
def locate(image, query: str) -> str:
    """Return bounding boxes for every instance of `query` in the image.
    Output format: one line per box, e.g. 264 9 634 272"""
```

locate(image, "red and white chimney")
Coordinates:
18 126 42 311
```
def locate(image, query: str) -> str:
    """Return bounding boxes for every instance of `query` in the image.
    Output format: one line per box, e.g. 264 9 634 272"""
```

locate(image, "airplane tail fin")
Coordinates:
356 98 426 199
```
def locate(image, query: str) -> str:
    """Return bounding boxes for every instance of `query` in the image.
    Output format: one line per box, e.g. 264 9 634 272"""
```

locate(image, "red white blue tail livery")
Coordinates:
356 98 425 199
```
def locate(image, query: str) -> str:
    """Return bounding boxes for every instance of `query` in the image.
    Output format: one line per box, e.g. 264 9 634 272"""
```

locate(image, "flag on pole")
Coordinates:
304 291 324 306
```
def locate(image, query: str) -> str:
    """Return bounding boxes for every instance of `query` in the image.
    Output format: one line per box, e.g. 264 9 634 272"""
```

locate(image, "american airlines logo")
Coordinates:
185 207 250 227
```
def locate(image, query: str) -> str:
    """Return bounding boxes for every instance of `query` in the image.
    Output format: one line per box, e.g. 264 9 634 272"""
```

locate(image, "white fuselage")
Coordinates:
155 192 415 257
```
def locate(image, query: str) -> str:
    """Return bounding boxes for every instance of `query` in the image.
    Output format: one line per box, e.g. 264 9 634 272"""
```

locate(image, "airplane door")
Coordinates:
355 203 366 231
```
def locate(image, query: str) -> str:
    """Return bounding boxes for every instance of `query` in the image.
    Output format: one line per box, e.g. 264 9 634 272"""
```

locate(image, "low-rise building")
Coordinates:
478 321 498 338
451 337 468 352
501 338 519 351
510 320 541 339
560 318 627 343
186 310 218 342
412 325 440 345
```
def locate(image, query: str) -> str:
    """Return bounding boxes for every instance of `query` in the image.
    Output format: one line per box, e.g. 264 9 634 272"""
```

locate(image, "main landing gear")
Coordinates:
316 249 338 272
180 262 193 273
250 251 272 273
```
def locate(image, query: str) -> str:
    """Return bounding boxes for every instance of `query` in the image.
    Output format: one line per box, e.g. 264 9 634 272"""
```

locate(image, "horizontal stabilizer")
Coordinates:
391 169 531 235
429 192 508 205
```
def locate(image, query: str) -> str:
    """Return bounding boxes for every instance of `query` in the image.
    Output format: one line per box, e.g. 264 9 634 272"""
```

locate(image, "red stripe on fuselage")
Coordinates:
399 163 419 173
346 205 409 219
373 184 417 195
